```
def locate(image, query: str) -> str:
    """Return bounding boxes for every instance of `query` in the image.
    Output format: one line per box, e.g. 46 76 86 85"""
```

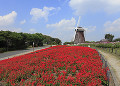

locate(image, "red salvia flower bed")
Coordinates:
0 45 108 86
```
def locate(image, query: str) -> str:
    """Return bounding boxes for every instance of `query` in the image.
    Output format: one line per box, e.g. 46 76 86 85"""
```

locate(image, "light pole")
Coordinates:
33 42 34 52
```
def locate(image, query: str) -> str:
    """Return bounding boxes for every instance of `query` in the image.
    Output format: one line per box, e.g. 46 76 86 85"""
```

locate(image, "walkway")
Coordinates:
98 50 120 86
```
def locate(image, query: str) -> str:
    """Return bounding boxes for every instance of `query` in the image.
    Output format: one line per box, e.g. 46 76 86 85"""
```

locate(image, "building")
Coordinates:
74 27 85 44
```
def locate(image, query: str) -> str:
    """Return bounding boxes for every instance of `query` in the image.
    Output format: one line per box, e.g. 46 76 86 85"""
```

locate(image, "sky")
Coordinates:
0 0 120 43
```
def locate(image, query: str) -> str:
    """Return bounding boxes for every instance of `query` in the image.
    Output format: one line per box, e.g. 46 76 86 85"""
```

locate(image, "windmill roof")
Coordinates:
76 27 85 31
77 27 82 28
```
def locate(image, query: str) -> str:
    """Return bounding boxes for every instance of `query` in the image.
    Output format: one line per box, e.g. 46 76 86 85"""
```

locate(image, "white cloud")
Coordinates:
0 11 22 32
12 28 22 32
0 11 17 26
29 28 36 33
84 26 96 33
30 7 55 22
104 18 120 32
47 17 76 42
69 0 120 15
47 17 76 29
0 26 22 32
49 7 61 16
20 20 26 24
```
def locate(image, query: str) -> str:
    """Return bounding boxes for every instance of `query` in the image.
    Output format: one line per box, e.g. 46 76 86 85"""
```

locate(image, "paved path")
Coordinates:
0 45 50 60
98 50 120 86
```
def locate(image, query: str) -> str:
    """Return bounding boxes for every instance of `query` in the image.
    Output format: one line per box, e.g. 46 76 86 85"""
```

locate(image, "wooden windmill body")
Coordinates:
74 27 85 44
74 17 85 44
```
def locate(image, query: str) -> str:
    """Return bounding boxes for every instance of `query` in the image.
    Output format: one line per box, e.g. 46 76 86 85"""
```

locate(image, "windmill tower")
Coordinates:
74 17 85 44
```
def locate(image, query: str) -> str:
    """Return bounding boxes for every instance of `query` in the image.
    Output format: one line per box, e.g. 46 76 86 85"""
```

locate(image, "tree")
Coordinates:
105 34 114 42
0 31 13 51
42 35 62 45
43 35 52 44
113 38 120 42
63 42 74 45
54 38 62 45
9 32 23 49
20 32 30 48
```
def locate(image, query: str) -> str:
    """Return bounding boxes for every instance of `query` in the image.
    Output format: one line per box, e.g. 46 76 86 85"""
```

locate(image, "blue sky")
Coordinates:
0 0 120 43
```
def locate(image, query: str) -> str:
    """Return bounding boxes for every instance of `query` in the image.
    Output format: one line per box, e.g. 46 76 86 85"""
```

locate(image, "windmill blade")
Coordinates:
72 27 76 41
77 16 81 27
75 27 77 31
84 28 86 38
72 31 76 42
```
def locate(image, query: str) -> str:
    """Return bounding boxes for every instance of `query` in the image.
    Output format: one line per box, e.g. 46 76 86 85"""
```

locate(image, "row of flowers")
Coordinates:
0 45 108 86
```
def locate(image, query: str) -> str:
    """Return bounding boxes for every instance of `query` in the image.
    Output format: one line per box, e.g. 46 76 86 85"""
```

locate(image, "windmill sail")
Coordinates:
77 16 81 27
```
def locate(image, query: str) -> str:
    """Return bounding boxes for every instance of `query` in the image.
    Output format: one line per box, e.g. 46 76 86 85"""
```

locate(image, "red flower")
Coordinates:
0 45 108 85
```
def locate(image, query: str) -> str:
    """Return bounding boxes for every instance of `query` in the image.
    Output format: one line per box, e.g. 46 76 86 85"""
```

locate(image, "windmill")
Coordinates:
74 17 85 44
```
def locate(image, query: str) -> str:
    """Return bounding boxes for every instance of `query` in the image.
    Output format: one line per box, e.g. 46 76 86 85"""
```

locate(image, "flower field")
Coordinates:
0 45 108 86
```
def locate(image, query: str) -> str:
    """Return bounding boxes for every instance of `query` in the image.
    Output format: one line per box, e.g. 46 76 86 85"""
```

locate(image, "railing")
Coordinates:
98 51 120 86
102 48 120 56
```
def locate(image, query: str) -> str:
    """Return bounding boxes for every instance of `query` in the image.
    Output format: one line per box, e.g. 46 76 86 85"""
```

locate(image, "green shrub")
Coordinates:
0 48 6 53
95 43 120 48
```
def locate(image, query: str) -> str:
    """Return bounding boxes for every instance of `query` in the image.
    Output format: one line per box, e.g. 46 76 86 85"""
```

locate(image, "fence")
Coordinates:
102 48 120 56
98 51 120 86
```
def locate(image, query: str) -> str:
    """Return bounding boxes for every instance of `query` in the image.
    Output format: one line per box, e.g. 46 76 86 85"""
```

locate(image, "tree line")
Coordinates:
0 31 61 52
